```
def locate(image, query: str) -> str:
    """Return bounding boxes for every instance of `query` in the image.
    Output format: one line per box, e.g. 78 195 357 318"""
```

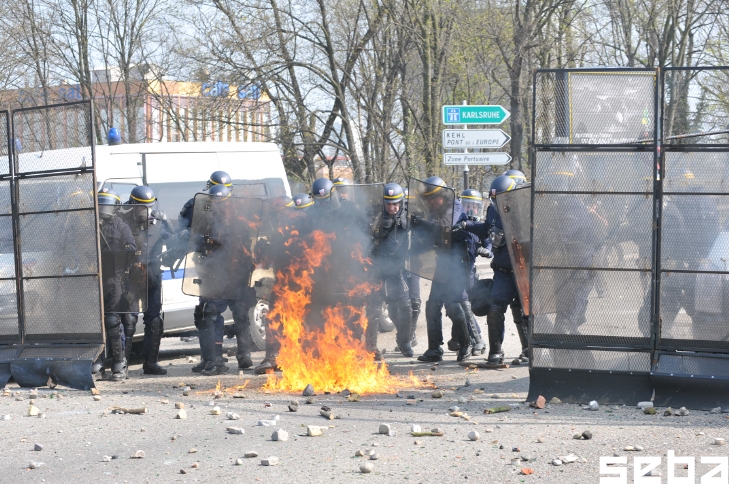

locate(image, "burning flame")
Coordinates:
264 229 420 395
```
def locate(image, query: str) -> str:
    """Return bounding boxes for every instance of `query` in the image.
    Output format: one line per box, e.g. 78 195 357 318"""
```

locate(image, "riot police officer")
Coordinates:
291 193 314 210
367 183 415 357
505 169 527 185
126 185 173 375
459 175 520 364
332 177 353 202
415 176 473 363
97 188 136 381
311 177 334 207
403 188 420 348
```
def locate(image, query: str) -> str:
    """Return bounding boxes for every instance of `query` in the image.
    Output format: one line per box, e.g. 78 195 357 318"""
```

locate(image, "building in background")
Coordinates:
0 65 270 145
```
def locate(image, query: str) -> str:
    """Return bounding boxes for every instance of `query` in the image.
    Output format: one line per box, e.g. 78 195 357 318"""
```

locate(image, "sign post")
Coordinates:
441 103 512 190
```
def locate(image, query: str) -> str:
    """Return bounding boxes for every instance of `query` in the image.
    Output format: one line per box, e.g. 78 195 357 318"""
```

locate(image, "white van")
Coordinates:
96 141 290 350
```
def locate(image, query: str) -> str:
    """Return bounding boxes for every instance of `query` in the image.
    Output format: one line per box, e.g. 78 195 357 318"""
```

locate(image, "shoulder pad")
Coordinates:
179 198 194 216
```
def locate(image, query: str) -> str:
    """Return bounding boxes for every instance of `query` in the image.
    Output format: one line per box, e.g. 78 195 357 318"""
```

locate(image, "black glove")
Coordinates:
452 221 467 232
477 247 492 258
410 214 419 226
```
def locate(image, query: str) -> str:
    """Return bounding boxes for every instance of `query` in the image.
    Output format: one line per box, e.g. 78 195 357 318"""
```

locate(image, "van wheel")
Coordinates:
248 300 268 351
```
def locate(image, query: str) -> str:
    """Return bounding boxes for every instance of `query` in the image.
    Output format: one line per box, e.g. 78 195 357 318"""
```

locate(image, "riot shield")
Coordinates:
98 206 148 313
496 184 531 315
406 178 456 281
182 193 262 299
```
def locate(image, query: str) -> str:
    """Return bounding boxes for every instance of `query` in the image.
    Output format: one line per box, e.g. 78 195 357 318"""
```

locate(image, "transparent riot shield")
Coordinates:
182 193 262 299
406 178 456 281
496 184 531 315
99 206 148 313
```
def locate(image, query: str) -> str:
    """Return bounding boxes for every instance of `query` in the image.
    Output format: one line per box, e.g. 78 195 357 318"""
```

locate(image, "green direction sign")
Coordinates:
442 105 510 125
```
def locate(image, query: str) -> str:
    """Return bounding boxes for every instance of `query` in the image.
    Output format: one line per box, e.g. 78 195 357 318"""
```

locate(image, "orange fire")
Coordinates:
264 229 420 394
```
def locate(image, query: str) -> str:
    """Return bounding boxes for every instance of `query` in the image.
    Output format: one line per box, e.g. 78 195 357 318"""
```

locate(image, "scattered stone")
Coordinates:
272 429 289 442
369 453 379 460
467 430 480 441
102 456 112 462
635 445 644 451
637 401 653 410
258 419 277 426
532 395 546 409
411 424 422 433
288 405 298 412
183 390 190 397
360 462 375 473
379 423 391 435
644 407 656 415
624 445 635 451
588 400 599 411
245 451 258 458
227 412 240 420
414 440 423 445
560 453 579 464
227 427 245 435
464 378 472 387
711 407 722 414
549 397 562 404
484 428 494 433
175 402 185 409
521 468 535 475
512 447 521 452
131 450 145 459
38 413 46 419
307 425 326 437
176 410 187 419
28 461 44 469
677 407 690 416
93 395 102 402
189 448 198 453
537 437 546 443
180 469 187 474
552 459 563 466
235 458 244 466
432 390 443 399
573 434 582 440
458 397 467 404
449 406 460 413
28 406 39 417
160 399 169 404
355 450 365 457
261 456 280 466
2 415 10 421
347 393 361 402
664 407 673 416
210 406 222 415
305 397 315 405
582 430 593 440
302 384 315 397
34 443 43 451
191 462 200 468
341 389 351 397
29 391 38 399
715 438 725 446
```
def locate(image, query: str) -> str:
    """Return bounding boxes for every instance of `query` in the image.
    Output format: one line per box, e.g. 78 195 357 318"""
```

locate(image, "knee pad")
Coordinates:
148 316 164 337
122 313 138 331
194 304 204 319
203 302 221 319
411 298 421 312
425 300 441 320
445 302 465 320
104 314 121 331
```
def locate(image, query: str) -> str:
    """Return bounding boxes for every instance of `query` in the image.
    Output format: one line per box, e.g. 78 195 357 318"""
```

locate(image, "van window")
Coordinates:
100 182 139 203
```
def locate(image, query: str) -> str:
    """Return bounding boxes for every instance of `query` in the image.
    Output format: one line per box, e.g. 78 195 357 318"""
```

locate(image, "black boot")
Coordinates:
486 306 506 364
122 314 138 361
394 299 414 357
192 304 209 373
410 298 420 347
143 317 167 375
446 302 471 362
234 310 254 369
511 301 529 361
418 300 444 362
462 301 485 356
254 354 279 374
105 314 127 381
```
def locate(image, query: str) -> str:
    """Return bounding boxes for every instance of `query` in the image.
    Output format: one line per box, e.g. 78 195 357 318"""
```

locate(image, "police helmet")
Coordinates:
383 183 404 204
421 176 447 197
311 178 333 199
505 169 527 185
209 184 231 200
489 175 516 200
206 170 233 190
282 196 294 208
128 185 157 206
460 188 484 220
332 177 352 186
292 193 314 210
98 188 121 219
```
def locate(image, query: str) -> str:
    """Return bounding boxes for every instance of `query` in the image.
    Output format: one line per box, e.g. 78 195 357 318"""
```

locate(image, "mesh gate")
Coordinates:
0 101 103 390
527 69 658 404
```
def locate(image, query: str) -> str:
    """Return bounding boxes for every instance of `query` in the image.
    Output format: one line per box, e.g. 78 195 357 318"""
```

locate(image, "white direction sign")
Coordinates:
443 152 512 166
442 129 511 148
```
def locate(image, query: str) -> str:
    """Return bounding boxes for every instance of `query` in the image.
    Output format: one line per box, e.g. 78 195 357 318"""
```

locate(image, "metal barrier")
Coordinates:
0 101 103 390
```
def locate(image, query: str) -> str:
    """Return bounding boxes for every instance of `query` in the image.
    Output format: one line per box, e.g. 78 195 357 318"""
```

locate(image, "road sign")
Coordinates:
443 129 511 148
442 105 510 125
443 152 512 166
